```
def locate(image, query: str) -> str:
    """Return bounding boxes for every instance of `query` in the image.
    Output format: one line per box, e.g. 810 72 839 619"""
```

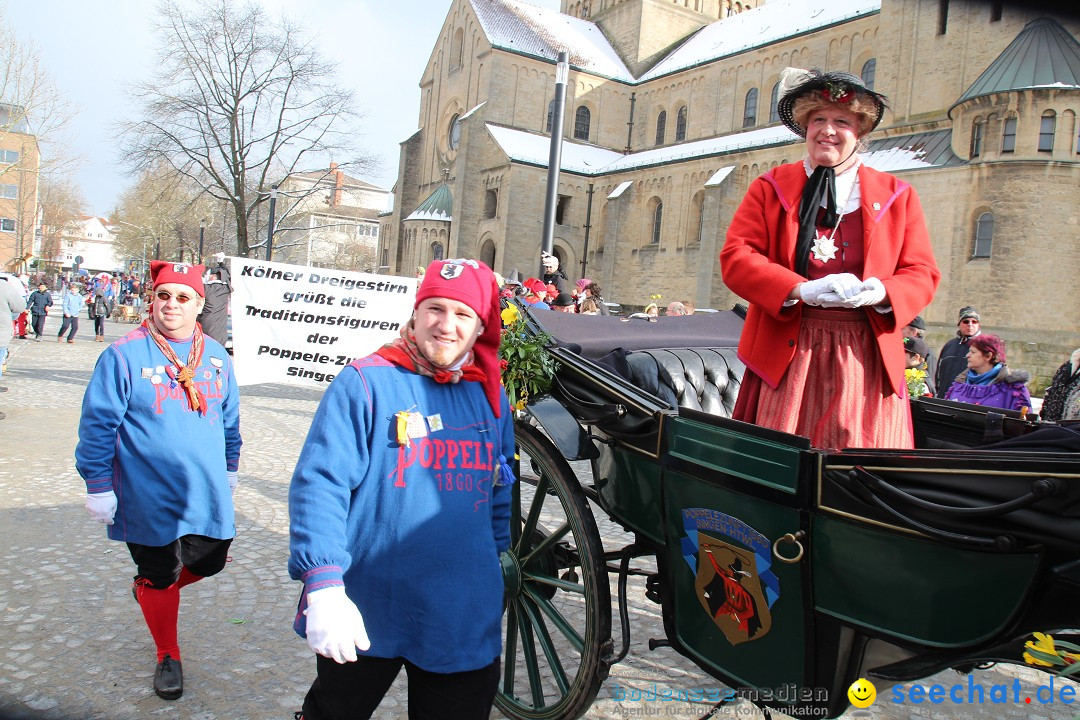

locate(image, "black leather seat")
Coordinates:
625 348 743 418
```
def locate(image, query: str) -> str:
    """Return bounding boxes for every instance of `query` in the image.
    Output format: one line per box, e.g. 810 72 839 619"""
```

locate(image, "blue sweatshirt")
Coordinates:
62 289 83 316
75 326 242 545
288 354 514 673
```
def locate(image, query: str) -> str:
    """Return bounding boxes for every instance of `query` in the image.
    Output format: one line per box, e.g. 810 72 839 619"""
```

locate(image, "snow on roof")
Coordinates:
486 123 797 176
861 130 964 172
607 181 633 199
705 166 736 187
641 0 880 80
405 184 454 222
471 0 633 81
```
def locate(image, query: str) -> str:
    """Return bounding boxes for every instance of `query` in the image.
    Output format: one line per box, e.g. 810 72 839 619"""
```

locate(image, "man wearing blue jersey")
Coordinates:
75 260 242 701
289 258 515 720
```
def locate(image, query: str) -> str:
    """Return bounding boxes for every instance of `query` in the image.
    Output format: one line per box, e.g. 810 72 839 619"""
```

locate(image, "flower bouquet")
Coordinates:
499 303 558 411
905 367 930 398
1022 632 1080 677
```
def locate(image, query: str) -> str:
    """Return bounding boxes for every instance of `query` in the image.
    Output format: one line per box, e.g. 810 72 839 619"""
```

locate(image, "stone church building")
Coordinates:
380 0 1080 387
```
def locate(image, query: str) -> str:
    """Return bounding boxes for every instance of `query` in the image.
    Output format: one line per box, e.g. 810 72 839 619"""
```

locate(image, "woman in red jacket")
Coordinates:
720 68 940 449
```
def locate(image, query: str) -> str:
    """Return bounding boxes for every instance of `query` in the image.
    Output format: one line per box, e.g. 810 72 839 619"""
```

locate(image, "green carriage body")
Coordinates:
498 303 1080 720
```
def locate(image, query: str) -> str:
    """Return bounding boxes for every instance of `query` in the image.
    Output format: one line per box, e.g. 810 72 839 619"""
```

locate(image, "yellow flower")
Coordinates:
501 305 520 326
1024 651 1055 668
514 399 527 411
1028 632 1056 655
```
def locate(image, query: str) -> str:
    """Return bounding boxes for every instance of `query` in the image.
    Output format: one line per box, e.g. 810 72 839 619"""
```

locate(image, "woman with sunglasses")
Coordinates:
75 260 243 702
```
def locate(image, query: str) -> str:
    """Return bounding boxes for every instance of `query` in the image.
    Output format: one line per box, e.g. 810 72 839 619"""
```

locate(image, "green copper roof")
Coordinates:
405 184 453 222
955 18 1080 106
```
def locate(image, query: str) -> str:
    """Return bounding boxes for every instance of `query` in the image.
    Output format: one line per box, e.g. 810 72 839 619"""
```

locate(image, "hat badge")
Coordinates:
440 263 465 280
172 264 189 274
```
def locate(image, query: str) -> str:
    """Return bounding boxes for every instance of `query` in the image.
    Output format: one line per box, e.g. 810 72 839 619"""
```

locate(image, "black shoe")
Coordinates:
153 655 183 700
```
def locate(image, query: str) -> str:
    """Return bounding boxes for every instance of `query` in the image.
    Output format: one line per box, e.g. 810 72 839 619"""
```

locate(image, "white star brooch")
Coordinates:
811 233 839 262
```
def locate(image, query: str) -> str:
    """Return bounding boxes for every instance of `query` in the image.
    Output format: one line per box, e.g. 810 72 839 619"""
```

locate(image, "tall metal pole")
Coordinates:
198 220 205 264
265 187 278 261
540 51 569 267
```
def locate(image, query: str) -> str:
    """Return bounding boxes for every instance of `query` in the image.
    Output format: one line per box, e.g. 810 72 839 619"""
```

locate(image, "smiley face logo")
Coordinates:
847 678 877 708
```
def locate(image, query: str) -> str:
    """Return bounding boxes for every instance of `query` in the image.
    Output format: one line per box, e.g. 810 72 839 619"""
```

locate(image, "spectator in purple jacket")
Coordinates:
944 334 1031 412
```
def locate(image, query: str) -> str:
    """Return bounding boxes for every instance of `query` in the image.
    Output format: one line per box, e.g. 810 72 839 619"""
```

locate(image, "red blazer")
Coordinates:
720 162 940 397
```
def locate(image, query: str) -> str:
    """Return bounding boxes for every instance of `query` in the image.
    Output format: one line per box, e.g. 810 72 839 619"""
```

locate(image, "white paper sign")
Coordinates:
230 257 416 387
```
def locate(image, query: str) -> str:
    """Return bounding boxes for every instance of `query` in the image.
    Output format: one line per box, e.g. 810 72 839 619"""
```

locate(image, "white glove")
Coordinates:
846 277 887 308
797 273 862 306
85 491 117 525
304 586 370 663
813 291 857 308
227 471 238 493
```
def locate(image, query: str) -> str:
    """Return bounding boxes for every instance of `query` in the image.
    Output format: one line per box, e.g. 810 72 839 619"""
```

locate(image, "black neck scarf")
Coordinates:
795 164 839 278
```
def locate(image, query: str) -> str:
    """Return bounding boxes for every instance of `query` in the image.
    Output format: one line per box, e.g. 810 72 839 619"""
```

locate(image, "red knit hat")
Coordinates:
150 260 205 297
415 258 504 417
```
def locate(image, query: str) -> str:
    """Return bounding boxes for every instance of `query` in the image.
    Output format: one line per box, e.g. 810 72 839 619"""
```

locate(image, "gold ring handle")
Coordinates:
772 530 805 564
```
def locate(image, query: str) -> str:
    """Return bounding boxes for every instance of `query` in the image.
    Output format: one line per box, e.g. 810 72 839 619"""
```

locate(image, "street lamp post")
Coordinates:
265 186 278 261
198 219 206 264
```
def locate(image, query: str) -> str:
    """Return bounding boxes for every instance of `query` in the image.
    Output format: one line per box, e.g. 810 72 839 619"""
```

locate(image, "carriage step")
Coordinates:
645 574 662 604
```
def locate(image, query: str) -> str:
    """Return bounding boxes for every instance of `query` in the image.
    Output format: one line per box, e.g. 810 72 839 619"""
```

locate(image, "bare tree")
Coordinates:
0 11 79 266
117 0 370 258
37 176 87 274
113 168 220 275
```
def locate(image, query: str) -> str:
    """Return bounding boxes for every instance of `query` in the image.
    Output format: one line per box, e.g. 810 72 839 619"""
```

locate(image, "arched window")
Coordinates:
655 110 667 145
431 241 444 261
451 28 465 69
1001 116 1017 153
743 88 758 128
688 190 705 246
574 106 591 141
479 237 496 269
1038 111 1056 152
675 106 688 141
769 82 780 123
546 100 555 133
483 189 498 219
970 119 983 158
972 212 993 258
861 59 877 91
652 202 663 244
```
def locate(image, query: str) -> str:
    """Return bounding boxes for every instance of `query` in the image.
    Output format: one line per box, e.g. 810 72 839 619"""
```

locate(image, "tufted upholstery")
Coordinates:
625 348 744 418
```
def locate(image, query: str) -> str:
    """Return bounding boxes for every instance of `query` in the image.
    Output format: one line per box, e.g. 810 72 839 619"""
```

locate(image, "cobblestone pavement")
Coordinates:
1 314 1076 720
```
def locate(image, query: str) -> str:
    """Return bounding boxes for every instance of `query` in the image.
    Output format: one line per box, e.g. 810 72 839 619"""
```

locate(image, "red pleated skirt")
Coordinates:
734 307 913 450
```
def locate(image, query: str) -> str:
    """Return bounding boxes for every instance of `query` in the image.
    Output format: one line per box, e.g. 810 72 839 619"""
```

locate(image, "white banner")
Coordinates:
230 257 416 387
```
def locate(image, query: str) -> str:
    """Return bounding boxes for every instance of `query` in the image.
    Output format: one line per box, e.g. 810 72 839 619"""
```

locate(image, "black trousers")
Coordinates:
58 316 78 340
31 313 46 338
126 534 232 589
93 315 106 336
302 654 499 720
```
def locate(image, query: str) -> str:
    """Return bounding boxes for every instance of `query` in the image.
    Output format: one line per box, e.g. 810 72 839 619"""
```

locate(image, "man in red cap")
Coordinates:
289 258 515 720
75 260 242 701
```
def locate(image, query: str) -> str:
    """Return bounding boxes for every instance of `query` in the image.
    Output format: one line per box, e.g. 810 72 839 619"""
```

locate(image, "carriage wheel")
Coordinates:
497 421 612 720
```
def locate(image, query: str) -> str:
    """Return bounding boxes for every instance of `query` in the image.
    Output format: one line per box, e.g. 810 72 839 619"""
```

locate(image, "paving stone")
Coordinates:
0 314 1076 719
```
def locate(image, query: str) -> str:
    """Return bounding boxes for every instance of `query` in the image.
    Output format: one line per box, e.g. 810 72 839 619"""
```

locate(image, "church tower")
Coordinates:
561 0 762 77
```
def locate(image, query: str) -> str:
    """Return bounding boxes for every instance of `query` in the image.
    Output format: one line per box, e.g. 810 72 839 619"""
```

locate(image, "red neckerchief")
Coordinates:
142 318 208 414
375 322 486 385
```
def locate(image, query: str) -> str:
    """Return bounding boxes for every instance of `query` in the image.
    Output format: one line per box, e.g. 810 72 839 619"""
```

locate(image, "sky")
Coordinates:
6 0 561 217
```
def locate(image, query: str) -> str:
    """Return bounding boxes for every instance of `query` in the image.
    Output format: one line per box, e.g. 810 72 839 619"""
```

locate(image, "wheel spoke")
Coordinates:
515 472 551 555
514 597 546 708
503 600 519 693
520 521 570 566
520 593 570 695
523 570 586 595
523 584 586 653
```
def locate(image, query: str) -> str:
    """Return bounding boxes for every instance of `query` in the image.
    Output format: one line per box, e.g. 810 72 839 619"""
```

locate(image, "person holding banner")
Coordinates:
289 258 515 720
75 260 242 702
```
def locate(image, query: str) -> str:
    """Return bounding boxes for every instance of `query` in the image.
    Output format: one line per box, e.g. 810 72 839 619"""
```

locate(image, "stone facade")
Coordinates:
382 0 1080 392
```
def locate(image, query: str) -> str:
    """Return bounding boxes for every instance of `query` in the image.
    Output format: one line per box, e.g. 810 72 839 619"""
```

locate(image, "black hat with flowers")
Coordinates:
776 67 888 138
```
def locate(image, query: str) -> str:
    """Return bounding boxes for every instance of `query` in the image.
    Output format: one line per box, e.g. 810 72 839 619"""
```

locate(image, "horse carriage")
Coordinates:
111 303 143 323
496 302 1080 719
